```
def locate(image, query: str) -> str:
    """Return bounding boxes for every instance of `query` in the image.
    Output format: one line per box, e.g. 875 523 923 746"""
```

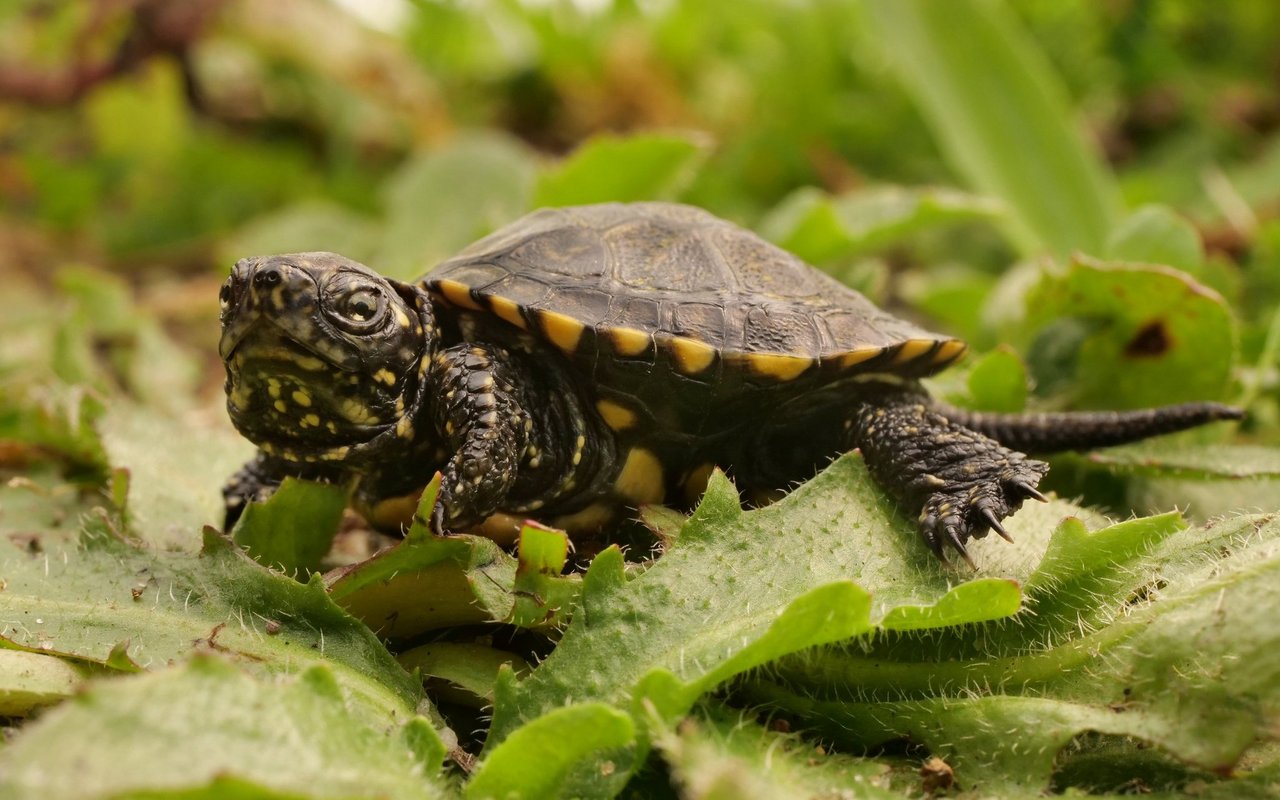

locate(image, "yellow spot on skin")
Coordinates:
292 390 312 407
267 379 281 399
596 399 637 431
933 339 968 366
745 353 813 381
892 339 937 365
273 400 287 413
551 503 616 535
683 462 716 505
668 336 716 375
373 369 397 386
394 306 412 329
615 448 665 504
838 347 884 369
436 279 483 310
539 310 586 352
607 327 650 357
294 355 326 372
488 296 527 330
320 446 350 461
304 413 321 427
338 399 379 425
396 417 414 438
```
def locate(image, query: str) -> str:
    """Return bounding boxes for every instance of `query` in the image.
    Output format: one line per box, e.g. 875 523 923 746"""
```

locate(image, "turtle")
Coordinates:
218 202 1241 564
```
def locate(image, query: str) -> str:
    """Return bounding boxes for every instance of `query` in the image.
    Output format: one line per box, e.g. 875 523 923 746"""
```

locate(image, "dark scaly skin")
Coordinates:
426 344 532 533
846 384 1049 565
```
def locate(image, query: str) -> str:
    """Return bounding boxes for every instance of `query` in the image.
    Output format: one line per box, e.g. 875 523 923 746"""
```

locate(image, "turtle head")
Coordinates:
219 252 437 463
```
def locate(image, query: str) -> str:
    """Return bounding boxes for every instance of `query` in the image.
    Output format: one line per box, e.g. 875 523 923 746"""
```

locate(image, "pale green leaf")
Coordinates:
533 133 708 207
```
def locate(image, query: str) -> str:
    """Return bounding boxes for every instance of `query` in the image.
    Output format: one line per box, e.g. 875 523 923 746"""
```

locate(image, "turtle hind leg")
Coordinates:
848 388 1048 565
934 401 1242 454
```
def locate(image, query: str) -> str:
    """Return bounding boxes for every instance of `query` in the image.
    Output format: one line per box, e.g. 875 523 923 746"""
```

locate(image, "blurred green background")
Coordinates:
2 0 1279 488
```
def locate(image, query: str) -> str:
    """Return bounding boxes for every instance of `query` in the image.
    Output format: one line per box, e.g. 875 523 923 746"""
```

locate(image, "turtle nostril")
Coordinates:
253 265 283 288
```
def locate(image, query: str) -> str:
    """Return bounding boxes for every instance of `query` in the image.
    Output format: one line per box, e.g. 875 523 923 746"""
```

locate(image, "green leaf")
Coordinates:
96 404 254 550
1105 204 1205 273
653 702 898 800
398 642 529 707
1077 442 1280 479
0 657 448 800
863 0 1122 256
326 476 517 638
747 513 1280 792
759 185 1003 264
533 133 709 207
466 703 636 800
0 521 424 719
962 346 1028 413
0 650 97 717
377 133 537 279
486 456 1048 779
232 478 348 576
1023 257 1236 408
511 523 580 628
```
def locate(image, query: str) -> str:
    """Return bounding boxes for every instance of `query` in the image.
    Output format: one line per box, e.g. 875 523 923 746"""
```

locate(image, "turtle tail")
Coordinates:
934 401 1243 454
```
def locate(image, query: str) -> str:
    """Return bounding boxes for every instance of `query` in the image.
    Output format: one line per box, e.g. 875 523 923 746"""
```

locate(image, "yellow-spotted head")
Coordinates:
219 252 435 463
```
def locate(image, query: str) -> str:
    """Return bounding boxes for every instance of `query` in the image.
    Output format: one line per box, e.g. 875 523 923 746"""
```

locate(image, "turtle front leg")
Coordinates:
849 385 1048 565
428 344 532 533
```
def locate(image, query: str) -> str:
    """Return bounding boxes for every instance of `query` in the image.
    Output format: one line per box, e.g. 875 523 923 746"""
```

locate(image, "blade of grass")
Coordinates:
863 0 1123 257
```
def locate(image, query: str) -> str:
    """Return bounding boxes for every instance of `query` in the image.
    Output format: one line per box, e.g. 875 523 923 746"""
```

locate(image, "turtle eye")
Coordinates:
338 288 382 325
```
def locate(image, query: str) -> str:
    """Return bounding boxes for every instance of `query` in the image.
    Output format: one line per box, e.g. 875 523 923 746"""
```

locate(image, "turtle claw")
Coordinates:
945 525 976 569
1010 479 1048 503
979 505 1013 543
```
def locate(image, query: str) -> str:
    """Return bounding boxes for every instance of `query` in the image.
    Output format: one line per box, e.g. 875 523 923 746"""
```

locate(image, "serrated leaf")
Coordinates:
748 513 1280 791
863 0 1122 256
0 657 448 800
466 702 636 800
533 133 708 207
325 476 516 638
511 523 579 629
760 185 1002 264
232 477 348 576
653 702 897 800
486 455 1054 783
1023 257 1236 408
0 520 423 719
0 649 96 716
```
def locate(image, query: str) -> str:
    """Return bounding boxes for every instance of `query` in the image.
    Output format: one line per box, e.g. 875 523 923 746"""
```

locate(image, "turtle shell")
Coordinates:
423 202 965 383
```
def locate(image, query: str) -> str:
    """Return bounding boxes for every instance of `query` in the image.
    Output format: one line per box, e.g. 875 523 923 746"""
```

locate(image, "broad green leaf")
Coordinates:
486 455 1063 780
863 0 1122 256
377 133 537 279
0 657 448 800
653 703 897 800
1105 204 1204 273
1023 257 1236 408
748 513 1280 791
962 346 1027 413
1078 442 1280 479
399 641 529 707
232 477 348 576
533 133 708 207
0 650 96 717
97 404 254 550
325 476 516 638
0 521 423 719
760 185 1002 264
466 703 636 800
